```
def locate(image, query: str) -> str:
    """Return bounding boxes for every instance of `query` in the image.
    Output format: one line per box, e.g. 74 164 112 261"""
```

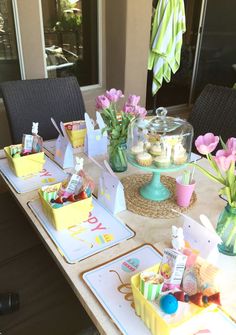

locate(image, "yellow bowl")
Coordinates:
39 183 93 231
131 264 214 335
4 145 45 177
64 121 87 148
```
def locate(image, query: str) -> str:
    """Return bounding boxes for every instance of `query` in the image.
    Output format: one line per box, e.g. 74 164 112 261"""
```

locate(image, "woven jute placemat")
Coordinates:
121 173 197 219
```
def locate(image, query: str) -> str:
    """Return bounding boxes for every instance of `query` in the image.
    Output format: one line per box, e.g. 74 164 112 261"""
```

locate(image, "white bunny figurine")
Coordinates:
172 225 185 251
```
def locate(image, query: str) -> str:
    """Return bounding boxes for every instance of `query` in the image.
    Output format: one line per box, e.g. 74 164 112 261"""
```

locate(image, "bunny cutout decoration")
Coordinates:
97 160 126 215
51 118 74 169
173 211 222 263
171 225 185 251
84 112 108 157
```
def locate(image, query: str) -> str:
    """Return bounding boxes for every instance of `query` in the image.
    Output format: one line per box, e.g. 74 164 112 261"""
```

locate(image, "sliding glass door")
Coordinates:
146 0 203 109
192 0 236 101
147 0 236 110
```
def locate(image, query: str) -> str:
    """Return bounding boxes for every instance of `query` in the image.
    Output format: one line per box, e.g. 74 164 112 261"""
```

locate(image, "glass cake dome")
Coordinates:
127 107 193 170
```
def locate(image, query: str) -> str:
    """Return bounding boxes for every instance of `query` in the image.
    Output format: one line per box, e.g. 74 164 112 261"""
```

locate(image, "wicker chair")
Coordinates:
188 84 236 146
0 76 86 144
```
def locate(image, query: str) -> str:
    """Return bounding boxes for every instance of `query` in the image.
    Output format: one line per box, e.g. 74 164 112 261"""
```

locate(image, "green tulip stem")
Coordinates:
218 217 231 237
117 146 126 167
225 223 236 246
192 163 225 185
234 237 236 254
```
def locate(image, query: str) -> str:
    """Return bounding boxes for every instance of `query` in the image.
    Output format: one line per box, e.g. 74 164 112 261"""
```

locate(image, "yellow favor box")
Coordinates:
131 264 215 335
64 121 87 148
4 145 45 177
39 183 93 231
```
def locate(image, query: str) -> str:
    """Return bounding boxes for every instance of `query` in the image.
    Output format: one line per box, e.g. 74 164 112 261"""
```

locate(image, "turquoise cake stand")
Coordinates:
128 155 188 202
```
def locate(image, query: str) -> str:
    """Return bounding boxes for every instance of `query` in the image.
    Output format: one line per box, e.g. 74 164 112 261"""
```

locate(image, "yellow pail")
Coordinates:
39 183 93 231
4 145 45 177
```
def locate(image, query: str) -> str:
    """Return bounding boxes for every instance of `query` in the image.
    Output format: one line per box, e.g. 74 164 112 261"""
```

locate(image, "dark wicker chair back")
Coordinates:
188 84 236 147
0 77 86 143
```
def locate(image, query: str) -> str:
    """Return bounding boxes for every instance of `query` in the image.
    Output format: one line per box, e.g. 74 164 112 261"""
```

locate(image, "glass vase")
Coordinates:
108 141 127 172
216 204 236 256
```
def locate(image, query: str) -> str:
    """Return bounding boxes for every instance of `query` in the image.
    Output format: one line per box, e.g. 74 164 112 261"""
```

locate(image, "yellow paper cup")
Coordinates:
41 185 60 202
64 121 87 148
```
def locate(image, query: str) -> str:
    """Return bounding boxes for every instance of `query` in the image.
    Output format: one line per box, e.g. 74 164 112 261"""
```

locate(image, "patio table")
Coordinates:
0 145 235 334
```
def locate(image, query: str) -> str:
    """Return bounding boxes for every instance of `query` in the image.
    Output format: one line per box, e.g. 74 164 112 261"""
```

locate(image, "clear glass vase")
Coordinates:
108 141 128 172
216 204 236 256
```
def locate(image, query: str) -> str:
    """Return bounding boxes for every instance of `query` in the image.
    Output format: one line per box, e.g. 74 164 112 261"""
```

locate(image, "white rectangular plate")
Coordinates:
83 244 162 335
0 156 67 193
28 197 134 263
83 245 236 335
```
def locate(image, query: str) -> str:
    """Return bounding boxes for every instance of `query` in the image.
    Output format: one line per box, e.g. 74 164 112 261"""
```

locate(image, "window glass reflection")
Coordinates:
42 0 98 86
0 0 21 85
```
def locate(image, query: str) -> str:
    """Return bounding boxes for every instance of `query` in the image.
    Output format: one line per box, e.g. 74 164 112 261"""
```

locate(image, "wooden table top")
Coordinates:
0 146 235 334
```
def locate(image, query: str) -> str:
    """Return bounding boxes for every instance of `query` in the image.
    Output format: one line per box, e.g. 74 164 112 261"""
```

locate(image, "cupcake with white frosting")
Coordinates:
173 143 187 165
136 152 153 166
131 142 144 155
149 143 162 157
154 155 171 168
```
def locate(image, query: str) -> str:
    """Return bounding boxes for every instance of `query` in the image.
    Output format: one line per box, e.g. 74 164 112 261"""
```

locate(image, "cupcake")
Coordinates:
173 153 187 165
173 143 187 165
131 142 144 155
144 141 151 151
136 152 153 166
164 135 181 147
149 143 162 156
154 156 171 168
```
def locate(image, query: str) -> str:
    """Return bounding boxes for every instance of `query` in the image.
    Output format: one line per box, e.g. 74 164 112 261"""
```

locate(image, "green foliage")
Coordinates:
62 13 81 30
54 0 82 31
60 0 74 11
192 158 236 207
100 106 133 148
55 14 81 31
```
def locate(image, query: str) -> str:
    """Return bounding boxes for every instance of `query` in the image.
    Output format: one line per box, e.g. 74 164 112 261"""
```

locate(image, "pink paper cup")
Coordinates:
175 176 196 208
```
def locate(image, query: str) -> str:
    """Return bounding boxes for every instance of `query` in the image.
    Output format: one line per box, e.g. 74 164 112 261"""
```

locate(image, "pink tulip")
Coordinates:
226 137 236 154
195 133 219 155
95 95 110 110
127 94 140 106
214 149 235 171
123 103 147 118
105 88 124 102
123 103 135 114
134 105 147 118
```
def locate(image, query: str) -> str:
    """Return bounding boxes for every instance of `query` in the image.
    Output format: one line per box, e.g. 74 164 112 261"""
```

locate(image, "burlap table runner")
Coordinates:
121 173 196 218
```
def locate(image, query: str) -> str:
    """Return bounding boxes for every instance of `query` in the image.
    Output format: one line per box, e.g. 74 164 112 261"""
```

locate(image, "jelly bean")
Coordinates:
67 194 78 202
78 191 88 200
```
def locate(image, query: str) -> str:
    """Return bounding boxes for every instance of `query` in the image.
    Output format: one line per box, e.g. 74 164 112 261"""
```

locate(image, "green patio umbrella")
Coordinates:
148 0 186 95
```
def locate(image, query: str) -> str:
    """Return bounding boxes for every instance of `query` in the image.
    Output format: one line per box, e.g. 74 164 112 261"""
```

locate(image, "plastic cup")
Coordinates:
175 176 196 208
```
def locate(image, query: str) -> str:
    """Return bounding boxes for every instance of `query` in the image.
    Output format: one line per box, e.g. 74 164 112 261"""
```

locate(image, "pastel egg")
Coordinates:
121 258 140 272
160 294 178 314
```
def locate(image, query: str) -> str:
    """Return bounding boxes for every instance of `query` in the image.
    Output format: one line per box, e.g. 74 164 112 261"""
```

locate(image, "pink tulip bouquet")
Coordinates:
96 89 147 171
96 88 147 145
194 133 236 207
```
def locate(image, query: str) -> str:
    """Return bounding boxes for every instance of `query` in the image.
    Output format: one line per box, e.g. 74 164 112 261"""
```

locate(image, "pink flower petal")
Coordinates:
195 133 219 155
